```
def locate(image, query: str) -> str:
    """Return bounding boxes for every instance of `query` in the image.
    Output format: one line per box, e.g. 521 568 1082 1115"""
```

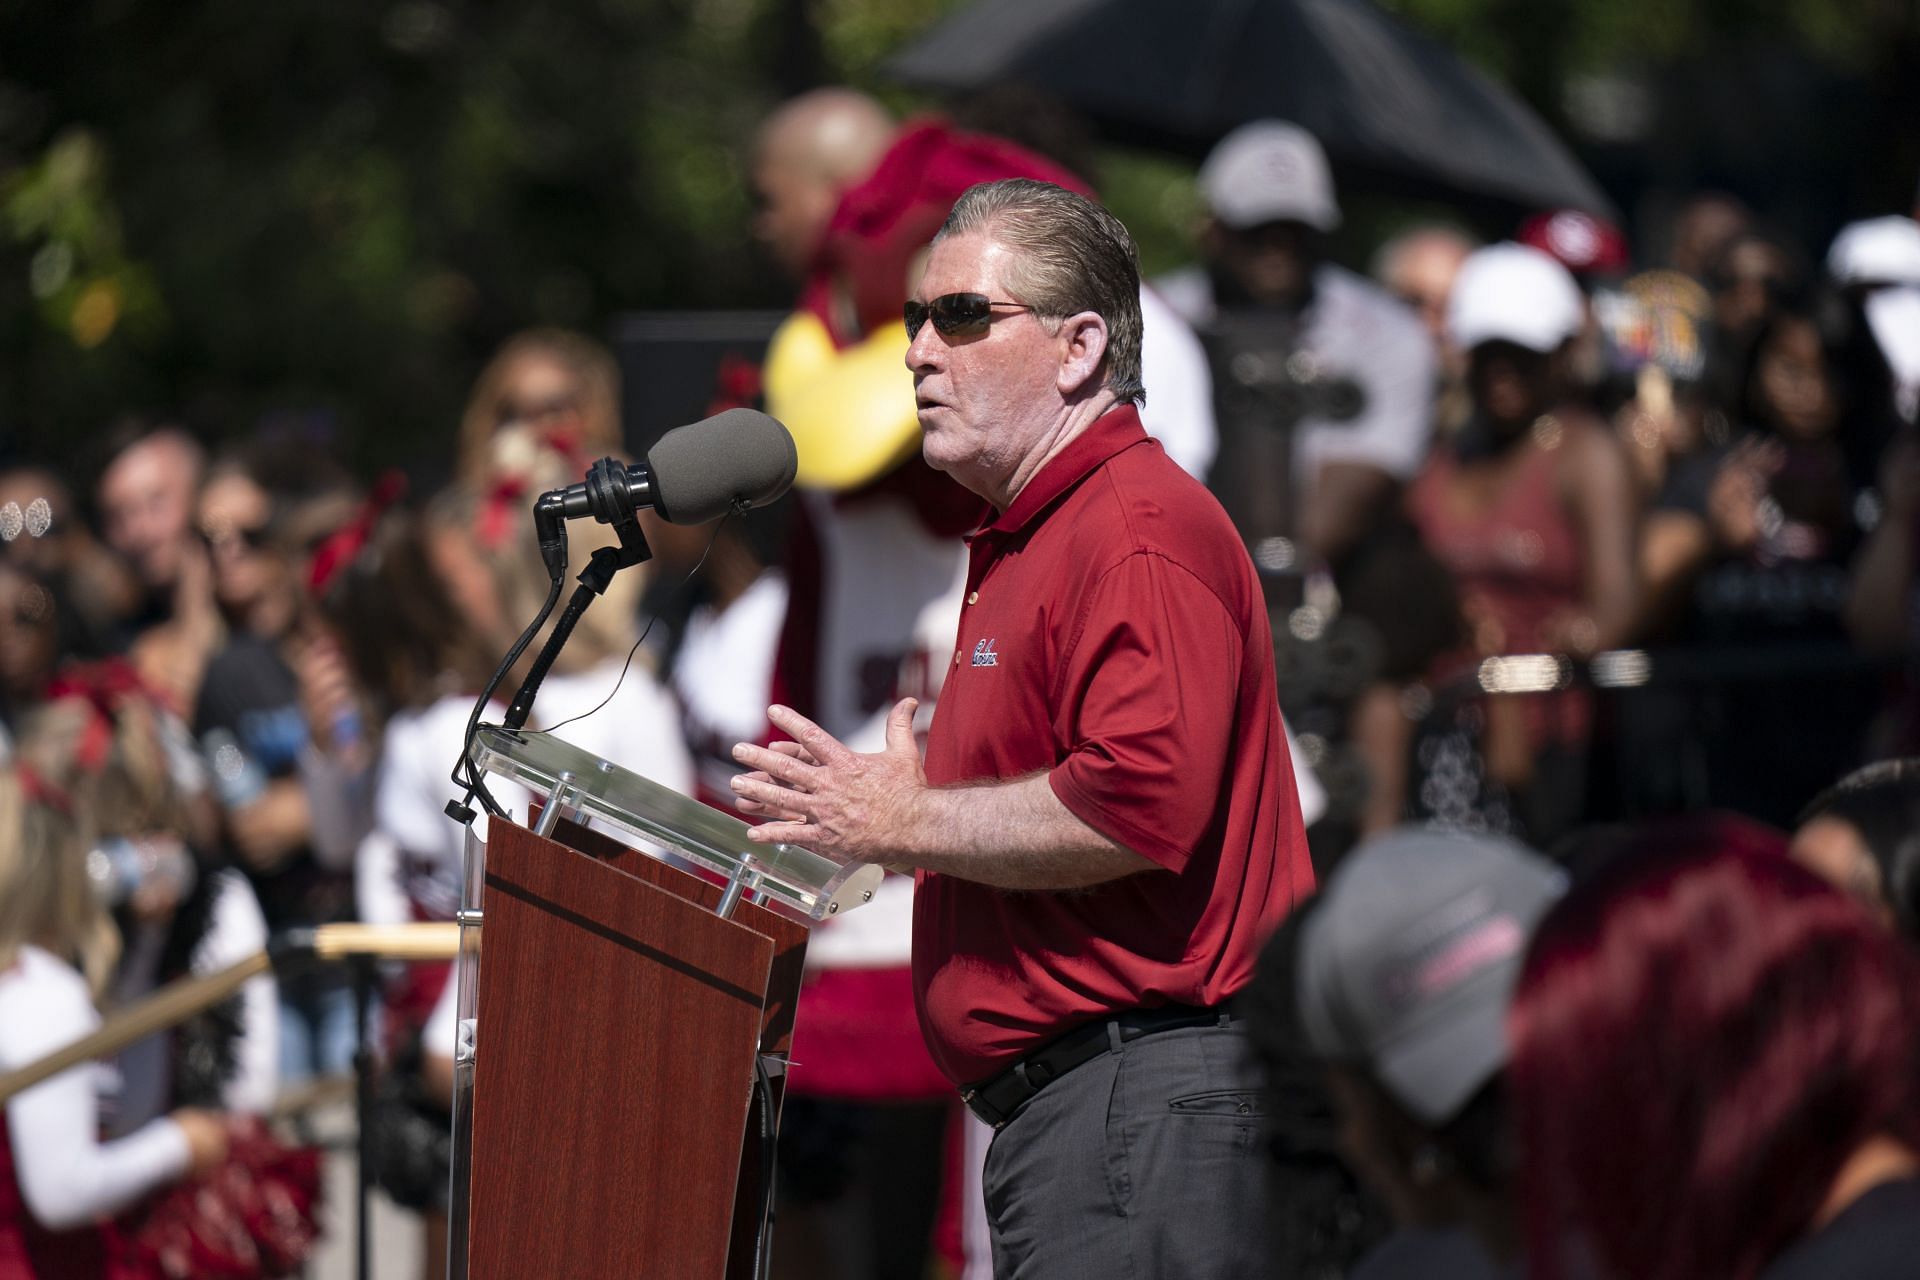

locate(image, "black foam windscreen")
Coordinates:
645 408 798 525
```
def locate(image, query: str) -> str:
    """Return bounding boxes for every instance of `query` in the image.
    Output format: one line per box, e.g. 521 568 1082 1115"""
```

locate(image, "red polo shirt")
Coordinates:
912 403 1313 1085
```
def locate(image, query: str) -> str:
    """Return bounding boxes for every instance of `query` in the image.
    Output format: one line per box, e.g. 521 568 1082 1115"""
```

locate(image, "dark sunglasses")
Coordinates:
904 293 1032 340
495 392 580 426
199 520 273 552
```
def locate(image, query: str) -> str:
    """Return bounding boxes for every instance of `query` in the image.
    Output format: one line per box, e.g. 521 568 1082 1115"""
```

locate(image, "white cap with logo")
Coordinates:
1447 241 1586 354
1199 120 1340 233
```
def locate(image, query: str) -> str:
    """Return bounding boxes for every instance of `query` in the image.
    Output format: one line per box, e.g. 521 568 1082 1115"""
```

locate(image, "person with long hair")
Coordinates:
24 669 279 1135
454 329 623 486
314 502 498 1280
192 442 364 1085
319 502 499 932
1508 837 1920 1280
0 768 229 1275
1637 308 1880 822
455 442 694 798
387 461 693 1276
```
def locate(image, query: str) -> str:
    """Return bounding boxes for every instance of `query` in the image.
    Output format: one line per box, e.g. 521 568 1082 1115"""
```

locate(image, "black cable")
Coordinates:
752 1053 779 1280
452 511 729 819
533 513 731 739
450 576 564 822
532 609 662 739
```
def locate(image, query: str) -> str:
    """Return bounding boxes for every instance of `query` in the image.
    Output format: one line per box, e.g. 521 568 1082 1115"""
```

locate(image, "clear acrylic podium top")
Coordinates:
473 725 882 921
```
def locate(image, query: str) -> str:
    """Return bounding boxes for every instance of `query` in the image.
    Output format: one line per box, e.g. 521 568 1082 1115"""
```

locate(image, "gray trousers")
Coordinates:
981 1020 1271 1279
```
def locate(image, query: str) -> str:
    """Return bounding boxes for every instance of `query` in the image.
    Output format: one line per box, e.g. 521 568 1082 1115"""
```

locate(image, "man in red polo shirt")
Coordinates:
731 178 1312 1278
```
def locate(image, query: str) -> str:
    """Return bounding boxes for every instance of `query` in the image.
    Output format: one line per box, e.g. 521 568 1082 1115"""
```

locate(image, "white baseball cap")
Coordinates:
1447 241 1586 353
1827 215 1920 287
1199 120 1340 233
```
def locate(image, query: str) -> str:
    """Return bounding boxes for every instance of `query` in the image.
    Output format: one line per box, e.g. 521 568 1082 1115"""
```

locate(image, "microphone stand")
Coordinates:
502 514 653 732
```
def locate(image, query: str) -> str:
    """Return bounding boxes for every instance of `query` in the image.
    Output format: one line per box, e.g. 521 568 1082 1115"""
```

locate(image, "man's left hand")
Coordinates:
731 699 926 864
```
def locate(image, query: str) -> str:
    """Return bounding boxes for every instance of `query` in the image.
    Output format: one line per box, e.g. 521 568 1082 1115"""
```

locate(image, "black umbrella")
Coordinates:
884 0 1614 219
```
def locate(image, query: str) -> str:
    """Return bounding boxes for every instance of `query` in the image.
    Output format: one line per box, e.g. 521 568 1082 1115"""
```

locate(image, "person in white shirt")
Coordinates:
0 769 227 1259
661 540 790 810
329 495 695 997
18 677 279 1141
1157 120 1436 572
1827 215 1920 426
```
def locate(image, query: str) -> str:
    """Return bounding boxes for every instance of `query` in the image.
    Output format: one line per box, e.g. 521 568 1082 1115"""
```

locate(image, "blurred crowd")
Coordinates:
1142 124 1920 854
2 79 1919 1280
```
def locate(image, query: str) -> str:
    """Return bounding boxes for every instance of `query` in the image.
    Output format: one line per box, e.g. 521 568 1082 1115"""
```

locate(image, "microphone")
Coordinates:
544 408 799 529
501 409 798 741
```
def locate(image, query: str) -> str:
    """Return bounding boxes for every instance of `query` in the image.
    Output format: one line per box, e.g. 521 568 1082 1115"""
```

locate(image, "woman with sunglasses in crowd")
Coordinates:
192 442 367 1086
455 329 624 486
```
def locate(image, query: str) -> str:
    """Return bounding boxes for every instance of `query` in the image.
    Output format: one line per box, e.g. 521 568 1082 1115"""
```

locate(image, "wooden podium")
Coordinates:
453 729 881 1279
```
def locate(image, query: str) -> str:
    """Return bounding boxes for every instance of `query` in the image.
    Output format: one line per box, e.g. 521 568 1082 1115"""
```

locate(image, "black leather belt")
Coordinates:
960 1005 1232 1129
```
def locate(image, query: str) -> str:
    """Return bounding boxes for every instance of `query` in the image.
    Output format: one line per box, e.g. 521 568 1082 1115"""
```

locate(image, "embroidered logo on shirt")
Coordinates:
971 638 999 667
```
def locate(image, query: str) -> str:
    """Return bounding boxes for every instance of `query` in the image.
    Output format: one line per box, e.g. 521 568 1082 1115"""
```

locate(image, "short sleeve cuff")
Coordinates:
1048 765 1192 874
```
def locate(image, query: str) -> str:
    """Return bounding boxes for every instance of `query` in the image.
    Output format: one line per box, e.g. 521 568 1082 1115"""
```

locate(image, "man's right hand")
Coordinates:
731 699 928 864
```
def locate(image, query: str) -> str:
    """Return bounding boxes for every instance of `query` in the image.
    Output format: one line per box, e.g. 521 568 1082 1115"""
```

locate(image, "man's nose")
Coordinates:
905 321 941 373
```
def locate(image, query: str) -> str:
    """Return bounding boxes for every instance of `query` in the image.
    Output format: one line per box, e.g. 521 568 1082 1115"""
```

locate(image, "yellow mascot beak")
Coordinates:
763 311 922 492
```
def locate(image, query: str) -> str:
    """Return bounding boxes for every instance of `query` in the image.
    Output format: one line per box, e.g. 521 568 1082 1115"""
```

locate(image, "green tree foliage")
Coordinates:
1385 0 1898 88
0 0 1911 469
0 0 829 466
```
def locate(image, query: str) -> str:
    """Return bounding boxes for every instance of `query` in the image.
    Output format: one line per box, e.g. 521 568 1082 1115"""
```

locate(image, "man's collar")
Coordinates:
987 404 1149 535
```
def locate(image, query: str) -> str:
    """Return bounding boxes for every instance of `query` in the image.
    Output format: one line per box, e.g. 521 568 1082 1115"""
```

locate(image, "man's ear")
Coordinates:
1056 311 1109 398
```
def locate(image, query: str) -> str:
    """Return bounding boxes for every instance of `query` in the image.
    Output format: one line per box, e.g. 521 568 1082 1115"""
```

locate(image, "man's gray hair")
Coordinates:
937 179 1146 406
